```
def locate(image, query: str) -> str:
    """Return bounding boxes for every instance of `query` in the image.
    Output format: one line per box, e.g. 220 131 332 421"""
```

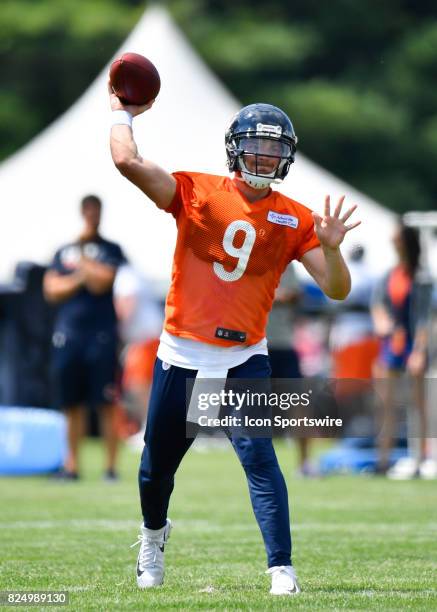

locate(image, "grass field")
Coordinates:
1 439 437 610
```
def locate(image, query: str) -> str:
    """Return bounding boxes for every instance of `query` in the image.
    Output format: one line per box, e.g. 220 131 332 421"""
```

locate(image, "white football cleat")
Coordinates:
131 519 172 588
387 457 419 480
419 458 437 480
267 565 301 595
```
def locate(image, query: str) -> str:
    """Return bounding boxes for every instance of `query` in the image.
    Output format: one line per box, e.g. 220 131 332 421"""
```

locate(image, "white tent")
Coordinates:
0 6 396 291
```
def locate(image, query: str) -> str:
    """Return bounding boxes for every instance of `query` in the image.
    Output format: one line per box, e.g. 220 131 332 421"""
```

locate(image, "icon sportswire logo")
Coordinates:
267 211 299 229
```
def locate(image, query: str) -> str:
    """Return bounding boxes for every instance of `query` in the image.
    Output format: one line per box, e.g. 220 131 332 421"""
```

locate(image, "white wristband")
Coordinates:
111 110 133 128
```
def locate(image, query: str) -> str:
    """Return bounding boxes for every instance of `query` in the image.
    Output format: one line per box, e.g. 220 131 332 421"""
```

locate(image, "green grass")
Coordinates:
1 439 437 610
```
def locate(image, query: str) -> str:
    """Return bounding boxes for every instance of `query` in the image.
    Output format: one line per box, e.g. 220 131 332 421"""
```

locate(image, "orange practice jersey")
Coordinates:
164 172 320 347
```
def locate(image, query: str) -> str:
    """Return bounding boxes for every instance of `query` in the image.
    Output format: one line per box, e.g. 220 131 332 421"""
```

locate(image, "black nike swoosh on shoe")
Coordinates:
137 562 144 577
159 545 164 552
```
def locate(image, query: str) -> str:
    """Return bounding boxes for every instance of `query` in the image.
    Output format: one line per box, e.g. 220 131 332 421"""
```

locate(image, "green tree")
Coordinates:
1 0 437 213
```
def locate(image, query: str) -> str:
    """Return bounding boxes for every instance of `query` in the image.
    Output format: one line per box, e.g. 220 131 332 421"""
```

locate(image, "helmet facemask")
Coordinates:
233 136 293 189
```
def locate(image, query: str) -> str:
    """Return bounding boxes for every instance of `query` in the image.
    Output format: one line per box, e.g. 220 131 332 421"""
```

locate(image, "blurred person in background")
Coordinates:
44 195 126 480
330 245 378 381
267 263 317 477
329 245 379 434
113 264 163 449
371 223 433 478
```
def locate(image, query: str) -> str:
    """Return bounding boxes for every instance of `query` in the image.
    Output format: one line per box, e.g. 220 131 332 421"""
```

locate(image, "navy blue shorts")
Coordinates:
52 329 118 408
380 337 413 371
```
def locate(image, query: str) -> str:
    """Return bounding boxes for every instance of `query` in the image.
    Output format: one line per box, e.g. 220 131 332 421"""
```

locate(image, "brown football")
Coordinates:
110 52 161 105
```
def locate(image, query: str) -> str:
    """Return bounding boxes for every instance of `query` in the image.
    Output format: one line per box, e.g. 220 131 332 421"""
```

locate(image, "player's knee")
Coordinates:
139 450 176 483
141 472 174 486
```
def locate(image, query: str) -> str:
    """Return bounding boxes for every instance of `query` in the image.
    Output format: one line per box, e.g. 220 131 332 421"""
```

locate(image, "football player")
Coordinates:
109 84 360 595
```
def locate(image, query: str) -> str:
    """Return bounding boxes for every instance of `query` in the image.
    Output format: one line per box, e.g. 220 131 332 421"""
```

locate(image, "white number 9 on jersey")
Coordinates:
213 220 256 282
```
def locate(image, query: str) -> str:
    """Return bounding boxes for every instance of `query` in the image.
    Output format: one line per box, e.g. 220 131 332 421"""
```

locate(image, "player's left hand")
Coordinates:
312 195 361 250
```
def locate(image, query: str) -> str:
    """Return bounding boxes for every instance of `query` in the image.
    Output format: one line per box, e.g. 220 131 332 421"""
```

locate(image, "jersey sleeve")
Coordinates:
165 171 196 220
100 243 127 268
293 205 320 261
113 264 140 297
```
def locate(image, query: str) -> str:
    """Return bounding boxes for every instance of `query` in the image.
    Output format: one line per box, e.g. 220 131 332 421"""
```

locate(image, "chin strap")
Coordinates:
236 172 282 190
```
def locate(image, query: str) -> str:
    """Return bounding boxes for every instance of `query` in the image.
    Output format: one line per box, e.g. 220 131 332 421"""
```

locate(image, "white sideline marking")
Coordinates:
0 519 436 533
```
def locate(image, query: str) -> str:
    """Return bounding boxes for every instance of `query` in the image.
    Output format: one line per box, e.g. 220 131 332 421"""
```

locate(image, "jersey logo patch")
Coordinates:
267 211 299 229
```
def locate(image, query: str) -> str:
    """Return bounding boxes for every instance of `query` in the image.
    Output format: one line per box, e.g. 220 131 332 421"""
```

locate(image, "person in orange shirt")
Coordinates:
372 224 432 477
109 86 360 595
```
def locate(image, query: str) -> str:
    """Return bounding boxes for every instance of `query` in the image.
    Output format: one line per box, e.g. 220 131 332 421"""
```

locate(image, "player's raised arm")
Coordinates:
300 195 360 300
108 82 176 210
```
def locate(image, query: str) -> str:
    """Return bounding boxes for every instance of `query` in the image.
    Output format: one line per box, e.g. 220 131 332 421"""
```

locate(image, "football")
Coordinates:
110 52 161 105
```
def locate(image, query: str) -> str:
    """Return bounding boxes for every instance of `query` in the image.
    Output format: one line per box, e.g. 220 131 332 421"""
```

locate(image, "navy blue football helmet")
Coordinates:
225 103 297 189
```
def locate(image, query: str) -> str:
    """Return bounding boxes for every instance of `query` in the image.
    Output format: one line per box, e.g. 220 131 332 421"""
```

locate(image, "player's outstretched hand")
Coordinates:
107 80 155 117
312 195 361 250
